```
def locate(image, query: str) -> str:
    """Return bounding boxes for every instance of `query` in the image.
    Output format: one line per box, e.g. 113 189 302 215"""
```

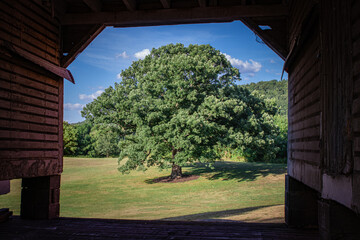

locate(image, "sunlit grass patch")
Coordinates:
0 157 286 222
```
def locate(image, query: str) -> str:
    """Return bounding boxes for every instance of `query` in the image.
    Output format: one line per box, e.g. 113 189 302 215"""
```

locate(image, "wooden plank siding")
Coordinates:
0 0 63 180
352 0 360 170
287 2 322 191
320 0 353 176
352 0 360 212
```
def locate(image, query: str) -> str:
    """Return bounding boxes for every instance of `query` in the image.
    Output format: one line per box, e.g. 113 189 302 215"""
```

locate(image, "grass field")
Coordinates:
0 157 286 222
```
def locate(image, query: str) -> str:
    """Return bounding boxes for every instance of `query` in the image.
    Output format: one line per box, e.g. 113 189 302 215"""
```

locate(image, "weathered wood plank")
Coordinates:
0 119 58 134
0 109 58 126
16 0 59 35
0 2 58 43
0 88 58 111
0 150 59 159
62 5 289 26
0 159 61 180
0 140 58 150
290 66 320 104
290 99 320 120
320 0 353 175
0 130 58 142
0 29 58 65
289 126 320 140
0 58 60 89
353 96 360 115
0 217 320 240
0 79 58 103
290 114 320 132
290 141 320 151
57 78 64 173
0 17 58 58
0 98 58 118
290 151 321 164
290 88 320 116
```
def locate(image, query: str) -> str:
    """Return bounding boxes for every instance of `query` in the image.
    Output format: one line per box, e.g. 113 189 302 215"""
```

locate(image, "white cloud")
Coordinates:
116 51 129 59
134 49 150 59
116 73 122 79
79 90 104 101
64 103 84 111
223 53 262 74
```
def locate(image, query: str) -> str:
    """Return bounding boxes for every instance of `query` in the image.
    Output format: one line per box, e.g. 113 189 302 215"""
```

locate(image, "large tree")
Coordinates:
83 44 279 178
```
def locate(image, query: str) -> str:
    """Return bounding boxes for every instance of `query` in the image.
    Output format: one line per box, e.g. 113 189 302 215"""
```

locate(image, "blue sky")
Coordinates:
64 21 286 123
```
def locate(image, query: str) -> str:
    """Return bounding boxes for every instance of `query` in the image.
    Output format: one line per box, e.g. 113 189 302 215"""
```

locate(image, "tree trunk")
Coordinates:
171 164 183 179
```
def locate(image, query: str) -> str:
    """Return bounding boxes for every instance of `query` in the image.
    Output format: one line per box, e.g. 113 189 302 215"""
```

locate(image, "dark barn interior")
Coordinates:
0 0 360 239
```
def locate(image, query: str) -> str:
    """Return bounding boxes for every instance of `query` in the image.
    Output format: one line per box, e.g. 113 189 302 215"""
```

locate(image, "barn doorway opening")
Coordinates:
0 21 287 223
61 21 288 222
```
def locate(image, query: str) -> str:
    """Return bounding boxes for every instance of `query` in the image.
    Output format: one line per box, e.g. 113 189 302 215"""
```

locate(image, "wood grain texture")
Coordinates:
320 0 353 175
0 0 62 180
0 217 320 240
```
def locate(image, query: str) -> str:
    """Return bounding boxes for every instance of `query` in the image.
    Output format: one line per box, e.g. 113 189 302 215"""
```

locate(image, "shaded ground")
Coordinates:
146 174 200 183
186 161 286 182
161 204 284 222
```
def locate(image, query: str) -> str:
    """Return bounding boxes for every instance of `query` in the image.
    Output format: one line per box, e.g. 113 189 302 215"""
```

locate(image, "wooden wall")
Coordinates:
287 1 322 192
0 0 63 180
352 0 360 211
288 0 360 214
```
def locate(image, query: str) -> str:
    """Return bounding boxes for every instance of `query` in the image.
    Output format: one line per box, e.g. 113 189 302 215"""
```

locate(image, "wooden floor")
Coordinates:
0 217 319 239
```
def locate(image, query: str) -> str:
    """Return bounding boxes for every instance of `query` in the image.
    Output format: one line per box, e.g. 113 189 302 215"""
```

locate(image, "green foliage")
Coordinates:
73 121 94 156
83 43 281 172
63 121 78 156
273 114 288 162
243 79 288 116
90 124 121 157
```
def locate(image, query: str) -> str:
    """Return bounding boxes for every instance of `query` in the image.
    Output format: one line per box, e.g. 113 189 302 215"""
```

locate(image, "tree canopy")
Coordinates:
243 79 288 116
82 44 281 177
63 121 78 156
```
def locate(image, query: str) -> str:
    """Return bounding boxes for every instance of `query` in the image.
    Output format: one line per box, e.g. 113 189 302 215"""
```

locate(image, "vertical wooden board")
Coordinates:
58 78 63 173
320 0 353 175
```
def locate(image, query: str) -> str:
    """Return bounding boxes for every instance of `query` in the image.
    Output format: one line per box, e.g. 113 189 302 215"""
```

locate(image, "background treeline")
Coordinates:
63 79 288 162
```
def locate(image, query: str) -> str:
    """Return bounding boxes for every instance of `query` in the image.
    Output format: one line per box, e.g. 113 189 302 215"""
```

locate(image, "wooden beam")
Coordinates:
61 5 288 26
83 0 102 12
198 0 206 7
160 0 171 9
61 24 105 67
240 18 287 60
122 0 136 11
209 0 218 7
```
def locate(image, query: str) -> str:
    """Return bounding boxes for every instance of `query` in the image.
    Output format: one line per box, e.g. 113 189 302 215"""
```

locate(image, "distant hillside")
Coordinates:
243 79 288 116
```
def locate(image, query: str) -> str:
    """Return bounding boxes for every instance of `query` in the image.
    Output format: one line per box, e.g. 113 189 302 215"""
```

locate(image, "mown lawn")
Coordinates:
0 157 286 222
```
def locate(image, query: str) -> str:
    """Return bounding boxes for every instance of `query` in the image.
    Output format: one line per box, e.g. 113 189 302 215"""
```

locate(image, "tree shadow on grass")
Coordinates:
160 204 282 221
185 161 286 182
145 161 286 184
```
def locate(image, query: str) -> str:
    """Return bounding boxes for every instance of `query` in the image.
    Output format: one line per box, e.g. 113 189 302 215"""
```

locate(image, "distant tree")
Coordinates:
90 124 120 158
243 80 288 162
63 121 78 156
83 44 279 178
74 121 94 156
243 79 288 116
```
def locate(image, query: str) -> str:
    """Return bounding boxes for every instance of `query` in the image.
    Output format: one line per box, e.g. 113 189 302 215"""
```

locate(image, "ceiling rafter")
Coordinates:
160 0 171 9
61 5 288 26
240 18 287 60
82 0 102 12
122 0 136 11
61 24 105 67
